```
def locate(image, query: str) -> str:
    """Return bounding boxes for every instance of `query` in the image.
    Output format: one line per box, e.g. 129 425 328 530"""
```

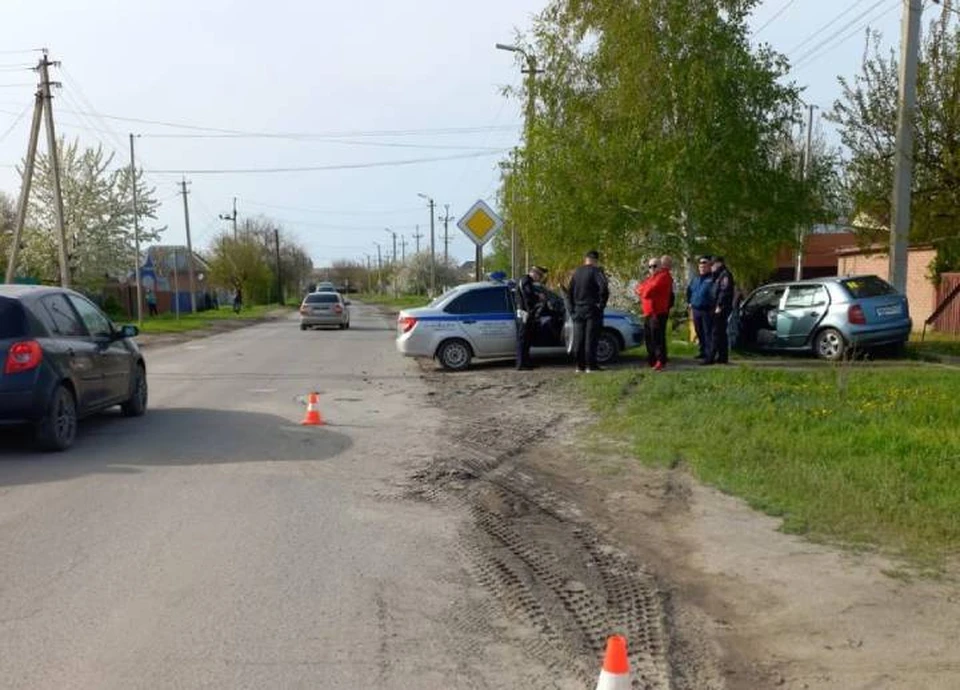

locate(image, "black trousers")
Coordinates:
572 306 602 369
516 317 536 368
707 308 731 363
644 313 668 365
692 308 712 358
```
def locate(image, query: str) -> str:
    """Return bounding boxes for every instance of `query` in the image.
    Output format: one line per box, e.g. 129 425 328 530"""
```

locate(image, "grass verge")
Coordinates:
577 363 960 561
908 331 960 360
354 293 431 310
135 305 290 334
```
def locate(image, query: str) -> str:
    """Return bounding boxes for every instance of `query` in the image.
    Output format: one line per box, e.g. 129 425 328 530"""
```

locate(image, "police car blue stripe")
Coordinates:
415 313 515 322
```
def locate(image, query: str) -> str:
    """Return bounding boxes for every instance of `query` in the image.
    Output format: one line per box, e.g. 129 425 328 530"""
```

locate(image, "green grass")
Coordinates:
134 304 290 334
354 293 431 310
908 331 960 360
577 364 960 561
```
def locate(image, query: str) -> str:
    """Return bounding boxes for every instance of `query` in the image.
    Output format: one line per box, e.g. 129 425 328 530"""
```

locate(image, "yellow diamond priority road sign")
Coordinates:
457 199 504 247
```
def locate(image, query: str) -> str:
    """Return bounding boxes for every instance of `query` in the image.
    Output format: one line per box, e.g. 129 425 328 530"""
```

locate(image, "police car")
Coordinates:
396 279 643 371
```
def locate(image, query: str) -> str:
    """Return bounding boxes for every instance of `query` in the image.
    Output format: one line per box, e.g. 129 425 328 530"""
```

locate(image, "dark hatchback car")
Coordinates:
0 285 147 451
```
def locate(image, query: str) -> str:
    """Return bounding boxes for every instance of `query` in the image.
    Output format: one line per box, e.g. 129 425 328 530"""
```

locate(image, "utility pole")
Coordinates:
428 198 436 294
172 247 180 320
179 176 197 313
400 235 406 263
440 204 453 264
38 52 69 287
795 103 816 281
129 133 143 326
889 0 923 293
220 197 238 239
274 228 284 305
5 90 43 284
412 224 423 254
365 254 372 293
374 242 383 294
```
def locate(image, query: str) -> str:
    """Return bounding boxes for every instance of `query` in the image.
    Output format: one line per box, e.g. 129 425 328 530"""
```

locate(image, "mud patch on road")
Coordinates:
396 364 725 689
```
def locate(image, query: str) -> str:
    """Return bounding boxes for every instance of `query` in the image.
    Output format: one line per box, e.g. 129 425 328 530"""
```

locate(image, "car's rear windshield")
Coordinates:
839 276 897 299
0 298 28 339
305 293 339 304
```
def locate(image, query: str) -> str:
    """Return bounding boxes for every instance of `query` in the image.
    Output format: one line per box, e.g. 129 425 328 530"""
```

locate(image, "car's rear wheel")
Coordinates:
35 384 77 452
596 330 621 365
300 324 308 331
437 339 472 371
815 328 846 361
121 364 148 417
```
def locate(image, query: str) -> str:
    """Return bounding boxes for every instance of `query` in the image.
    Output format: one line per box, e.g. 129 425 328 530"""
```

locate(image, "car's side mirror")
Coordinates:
343 300 352 306
118 324 139 339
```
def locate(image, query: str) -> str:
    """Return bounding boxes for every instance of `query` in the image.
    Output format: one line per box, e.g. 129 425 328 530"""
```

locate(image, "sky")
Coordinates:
0 0 927 268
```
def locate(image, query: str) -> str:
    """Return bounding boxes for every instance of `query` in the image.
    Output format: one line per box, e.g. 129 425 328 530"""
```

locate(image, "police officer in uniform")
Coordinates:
569 250 609 373
516 265 548 370
703 256 735 365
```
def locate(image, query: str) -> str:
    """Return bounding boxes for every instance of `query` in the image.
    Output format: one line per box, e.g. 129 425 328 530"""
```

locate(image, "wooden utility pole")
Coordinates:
890 0 923 293
179 176 197 312
129 133 143 326
38 53 69 287
4 90 44 284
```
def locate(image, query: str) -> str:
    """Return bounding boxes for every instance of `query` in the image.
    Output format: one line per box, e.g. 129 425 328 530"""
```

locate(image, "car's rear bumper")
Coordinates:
846 321 912 347
396 330 436 358
0 389 43 424
301 314 345 326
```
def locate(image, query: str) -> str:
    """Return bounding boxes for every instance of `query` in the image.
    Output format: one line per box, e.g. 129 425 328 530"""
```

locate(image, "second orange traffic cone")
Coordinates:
595 635 630 690
301 392 325 426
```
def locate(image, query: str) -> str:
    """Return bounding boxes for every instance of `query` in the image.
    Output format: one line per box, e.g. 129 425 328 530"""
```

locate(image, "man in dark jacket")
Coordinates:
568 250 609 373
686 255 715 359
515 265 547 370
703 256 735 365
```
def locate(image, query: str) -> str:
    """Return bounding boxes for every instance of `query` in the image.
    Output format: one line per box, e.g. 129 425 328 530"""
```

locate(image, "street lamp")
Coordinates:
496 42 542 278
417 193 436 295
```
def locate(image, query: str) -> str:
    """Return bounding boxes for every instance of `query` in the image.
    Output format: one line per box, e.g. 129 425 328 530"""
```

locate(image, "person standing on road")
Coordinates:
703 256 735 365
515 265 548 371
686 256 715 360
233 285 243 314
636 256 673 370
569 250 609 373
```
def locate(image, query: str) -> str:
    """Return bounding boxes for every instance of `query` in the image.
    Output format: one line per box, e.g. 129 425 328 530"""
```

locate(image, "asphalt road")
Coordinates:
0 305 562 689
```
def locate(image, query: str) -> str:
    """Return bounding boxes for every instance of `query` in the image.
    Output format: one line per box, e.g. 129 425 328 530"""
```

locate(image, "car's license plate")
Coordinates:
876 305 902 317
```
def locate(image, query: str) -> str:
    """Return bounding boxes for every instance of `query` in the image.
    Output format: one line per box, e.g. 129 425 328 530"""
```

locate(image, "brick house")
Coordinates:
772 230 859 281
837 244 938 329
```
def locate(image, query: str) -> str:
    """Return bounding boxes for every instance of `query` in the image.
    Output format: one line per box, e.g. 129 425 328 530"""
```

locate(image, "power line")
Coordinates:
0 103 30 144
144 150 505 175
792 0 895 65
789 0 902 73
755 0 799 35
786 0 872 55
243 199 425 216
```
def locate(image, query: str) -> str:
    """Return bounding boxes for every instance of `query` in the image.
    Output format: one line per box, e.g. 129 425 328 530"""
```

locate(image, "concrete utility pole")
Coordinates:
400 235 406 264
889 0 924 293
220 197 238 239
374 241 383 293
438 204 454 264
5 90 44 284
129 133 143 326
385 228 397 264
795 103 816 281
418 194 436 295
365 254 372 293
179 176 197 313
39 53 69 288
412 225 423 254
172 247 180 320
274 228 284 305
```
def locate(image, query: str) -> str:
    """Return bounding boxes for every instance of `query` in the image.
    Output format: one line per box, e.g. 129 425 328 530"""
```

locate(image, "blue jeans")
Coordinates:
692 308 712 358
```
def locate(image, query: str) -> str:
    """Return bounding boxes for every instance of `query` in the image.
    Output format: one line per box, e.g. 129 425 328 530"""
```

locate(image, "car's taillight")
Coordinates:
299 306 308 314
398 315 417 333
333 304 343 314
848 304 867 325
4 340 42 375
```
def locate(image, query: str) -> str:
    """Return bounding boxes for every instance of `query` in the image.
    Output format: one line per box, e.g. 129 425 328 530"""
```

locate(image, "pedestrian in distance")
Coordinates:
569 250 609 373
703 256 735 365
145 288 159 317
233 286 243 314
635 255 673 371
515 265 548 371
686 255 715 360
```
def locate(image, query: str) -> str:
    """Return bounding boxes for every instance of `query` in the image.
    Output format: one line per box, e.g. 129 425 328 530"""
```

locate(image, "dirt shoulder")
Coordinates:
410 359 960 689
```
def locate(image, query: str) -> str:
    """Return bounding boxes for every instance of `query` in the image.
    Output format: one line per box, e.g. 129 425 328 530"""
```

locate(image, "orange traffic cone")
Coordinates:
301 392 325 426
595 635 630 690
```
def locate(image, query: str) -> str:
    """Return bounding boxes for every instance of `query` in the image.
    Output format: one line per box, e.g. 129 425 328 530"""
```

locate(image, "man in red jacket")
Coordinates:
635 255 674 370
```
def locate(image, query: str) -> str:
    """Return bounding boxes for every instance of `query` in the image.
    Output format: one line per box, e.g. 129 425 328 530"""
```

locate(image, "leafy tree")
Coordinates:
15 138 162 288
829 9 960 276
0 191 15 265
207 232 274 304
499 0 825 287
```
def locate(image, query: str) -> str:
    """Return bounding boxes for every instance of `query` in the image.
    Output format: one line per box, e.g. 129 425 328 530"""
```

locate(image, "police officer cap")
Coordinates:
585 250 600 260
531 265 548 275
698 255 712 263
